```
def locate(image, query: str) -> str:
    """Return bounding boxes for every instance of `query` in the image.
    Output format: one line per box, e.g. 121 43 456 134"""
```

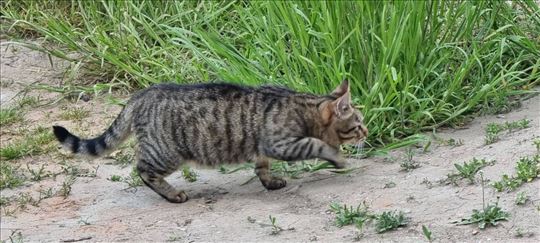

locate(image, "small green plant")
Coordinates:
17 96 40 108
457 202 509 229
268 215 283 235
0 108 23 126
111 149 134 168
485 119 531 145
27 164 49 181
59 107 90 121
492 155 539 192
0 162 25 189
515 192 528 205
124 166 143 187
16 192 37 209
330 202 373 229
422 225 432 242
59 176 76 198
375 211 408 233
451 158 495 184
181 166 197 182
109 175 122 182
0 126 55 160
38 187 54 201
400 147 420 171
533 139 540 153
484 123 503 144
457 172 510 229
0 196 11 206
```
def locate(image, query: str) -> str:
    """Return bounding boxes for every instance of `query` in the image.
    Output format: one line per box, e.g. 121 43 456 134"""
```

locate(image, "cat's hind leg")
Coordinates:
136 151 187 203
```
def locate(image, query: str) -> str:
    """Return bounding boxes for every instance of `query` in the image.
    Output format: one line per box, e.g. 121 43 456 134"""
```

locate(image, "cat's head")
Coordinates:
320 80 368 147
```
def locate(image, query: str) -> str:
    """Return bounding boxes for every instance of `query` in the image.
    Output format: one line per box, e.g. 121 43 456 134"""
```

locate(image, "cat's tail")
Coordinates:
53 105 134 157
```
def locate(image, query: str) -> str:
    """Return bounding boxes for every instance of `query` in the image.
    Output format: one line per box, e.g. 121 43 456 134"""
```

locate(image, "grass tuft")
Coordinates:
0 126 56 160
375 211 408 233
457 202 510 229
0 108 23 126
0 162 25 189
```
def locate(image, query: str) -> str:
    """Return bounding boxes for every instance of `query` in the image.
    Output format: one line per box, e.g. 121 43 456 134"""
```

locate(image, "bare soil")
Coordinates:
1 43 539 242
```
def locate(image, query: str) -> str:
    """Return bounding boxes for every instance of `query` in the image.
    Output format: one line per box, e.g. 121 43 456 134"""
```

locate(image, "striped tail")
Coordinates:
53 106 133 157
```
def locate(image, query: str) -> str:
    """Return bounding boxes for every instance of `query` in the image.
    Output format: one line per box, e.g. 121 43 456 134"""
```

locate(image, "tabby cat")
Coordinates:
53 80 368 203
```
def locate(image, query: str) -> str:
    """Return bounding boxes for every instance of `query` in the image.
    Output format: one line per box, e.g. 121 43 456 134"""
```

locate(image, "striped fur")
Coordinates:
53 80 368 203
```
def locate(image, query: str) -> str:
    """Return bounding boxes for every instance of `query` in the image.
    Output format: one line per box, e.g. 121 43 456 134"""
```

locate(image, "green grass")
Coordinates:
59 107 90 121
0 162 25 189
2 1 539 146
492 155 540 192
181 166 197 183
457 202 510 229
330 202 372 229
0 108 23 126
515 191 529 205
448 158 495 184
485 119 531 145
0 126 56 160
124 166 143 188
375 211 408 233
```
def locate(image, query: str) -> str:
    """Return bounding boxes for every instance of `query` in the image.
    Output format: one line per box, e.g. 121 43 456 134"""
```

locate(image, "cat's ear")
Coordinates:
330 79 349 96
332 89 353 118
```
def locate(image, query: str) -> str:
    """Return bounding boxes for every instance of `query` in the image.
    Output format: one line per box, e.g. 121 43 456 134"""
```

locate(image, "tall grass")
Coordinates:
1 0 539 145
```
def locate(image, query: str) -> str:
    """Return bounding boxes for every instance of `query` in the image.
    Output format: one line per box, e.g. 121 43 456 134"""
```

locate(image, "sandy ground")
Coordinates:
1 43 539 243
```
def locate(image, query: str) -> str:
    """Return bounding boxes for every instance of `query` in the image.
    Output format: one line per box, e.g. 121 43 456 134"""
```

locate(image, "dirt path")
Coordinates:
1 43 539 242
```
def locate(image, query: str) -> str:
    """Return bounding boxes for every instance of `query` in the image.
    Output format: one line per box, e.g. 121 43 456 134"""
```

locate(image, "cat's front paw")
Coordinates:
330 159 346 169
165 190 189 203
263 177 287 190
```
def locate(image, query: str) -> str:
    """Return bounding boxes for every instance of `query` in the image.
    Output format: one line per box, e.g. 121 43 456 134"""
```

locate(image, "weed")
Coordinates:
219 163 254 174
515 192 529 205
0 162 25 189
59 107 90 121
0 108 23 126
109 175 122 182
8 230 23 243
375 211 408 233
457 172 510 229
181 166 197 182
492 155 539 192
37 187 54 201
167 235 183 242
26 164 49 181
0 196 11 206
457 202 509 229
533 139 540 153
78 217 91 225
451 158 495 184
59 176 76 198
17 96 40 108
446 138 464 147
515 228 534 238
124 166 143 188
422 225 433 242
268 215 283 235
16 192 37 209
384 182 396 189
330 202 372 229
111 150 134 168
485 119 531 145
515 156 539 182
400 147 420 171
0 126 55 160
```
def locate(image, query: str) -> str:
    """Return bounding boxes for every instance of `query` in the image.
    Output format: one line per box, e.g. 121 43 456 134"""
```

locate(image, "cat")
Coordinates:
53 80 368 203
